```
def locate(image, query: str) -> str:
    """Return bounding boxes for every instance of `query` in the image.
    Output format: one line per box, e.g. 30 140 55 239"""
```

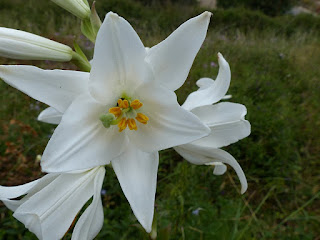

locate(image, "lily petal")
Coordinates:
89 12 147 105
196 77 215 89
41 93 127 173
212 162 227 175
0 65 89 113
182 53 231 111
191 102 251 148
128 82 210 152
0 174 59 212
146 11 211 91
112 144 159 233
72 167 105 240
38 107 63 124
12 168 101 240
175 145 247 194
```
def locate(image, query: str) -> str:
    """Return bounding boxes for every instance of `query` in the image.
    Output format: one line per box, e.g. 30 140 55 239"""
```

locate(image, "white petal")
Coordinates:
196 77 215 89
13 168 100 240
191 102 251 148
89 12 147 104
37 107 63 124
112 144 159 233
0 174 58 211
212 162 227 175
0 27 72 61
146 11 211 91
0 180 39 200
72 167 105 240
0 65 89 113
128 82 210 152
175 145 247 194
182 53 231 111
41 93 127 173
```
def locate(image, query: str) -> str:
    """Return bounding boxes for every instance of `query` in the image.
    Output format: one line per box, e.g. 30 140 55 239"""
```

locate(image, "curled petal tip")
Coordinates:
203 11 213 18
107 11 119 19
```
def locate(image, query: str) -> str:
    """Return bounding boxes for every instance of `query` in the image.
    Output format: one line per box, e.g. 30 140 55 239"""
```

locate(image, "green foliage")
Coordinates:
0 1 320 239
217 0 296 16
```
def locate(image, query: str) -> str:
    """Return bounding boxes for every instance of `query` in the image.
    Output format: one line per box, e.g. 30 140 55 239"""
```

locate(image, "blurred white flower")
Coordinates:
0 167 105 240
0 11 212 233
0 27 73 61
174 53 251 194
51 0 91 19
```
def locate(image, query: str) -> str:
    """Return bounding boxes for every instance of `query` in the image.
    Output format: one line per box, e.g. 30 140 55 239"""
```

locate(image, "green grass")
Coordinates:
0 0 319 239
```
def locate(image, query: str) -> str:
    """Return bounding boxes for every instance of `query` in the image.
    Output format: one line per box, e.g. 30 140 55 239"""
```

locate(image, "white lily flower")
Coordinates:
51 0 91 19
0 167 105 240
0 27 73 61
0 11 212 232
174 53 251 194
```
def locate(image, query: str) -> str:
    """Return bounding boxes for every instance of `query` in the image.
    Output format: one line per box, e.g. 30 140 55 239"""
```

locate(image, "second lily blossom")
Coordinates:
175 53 251 194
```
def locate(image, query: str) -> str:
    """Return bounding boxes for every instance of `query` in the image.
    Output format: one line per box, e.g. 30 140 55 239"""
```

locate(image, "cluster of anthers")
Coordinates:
100 98 149 132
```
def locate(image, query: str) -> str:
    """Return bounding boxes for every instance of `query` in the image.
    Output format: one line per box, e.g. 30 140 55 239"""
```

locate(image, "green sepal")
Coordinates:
71 44 91 72
150 211 157 240
81 17 96 43
90 1 102 37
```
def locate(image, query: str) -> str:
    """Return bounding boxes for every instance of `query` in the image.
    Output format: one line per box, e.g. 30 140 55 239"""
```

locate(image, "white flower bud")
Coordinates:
51 0 91 19
0 27 73 61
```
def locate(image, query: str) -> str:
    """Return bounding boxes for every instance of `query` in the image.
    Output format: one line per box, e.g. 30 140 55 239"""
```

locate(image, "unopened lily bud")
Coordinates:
51 0 91 19
0 27 73 61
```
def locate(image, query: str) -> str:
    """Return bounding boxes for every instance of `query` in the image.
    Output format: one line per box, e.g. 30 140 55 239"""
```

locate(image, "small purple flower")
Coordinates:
210 61 217 67
101 189 107 195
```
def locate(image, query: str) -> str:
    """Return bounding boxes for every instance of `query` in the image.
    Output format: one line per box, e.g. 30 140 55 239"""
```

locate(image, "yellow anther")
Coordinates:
127 118 137 131
135 113 149 124
118 99 129 109
109 107 122 117
130 99 143 110
118 118 127 132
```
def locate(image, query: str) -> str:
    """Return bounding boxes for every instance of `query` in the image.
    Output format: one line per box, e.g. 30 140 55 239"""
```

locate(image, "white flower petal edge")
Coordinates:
190 102 251 148
0 27 73 61
71 167 105 240
175 145 247 194
0 65 89 113
146 12 211 91
0 167 105 240
38 107 63 124
89 11 147 105
182 53 231 111
112 144 159 233
207 162 228 175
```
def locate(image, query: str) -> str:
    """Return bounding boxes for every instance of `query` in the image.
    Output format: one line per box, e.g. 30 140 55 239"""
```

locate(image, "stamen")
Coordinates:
118 118 127 132
118 99 129 109
127 118 137 131
135 113 149 124
130 99 143 110
109 107 122 117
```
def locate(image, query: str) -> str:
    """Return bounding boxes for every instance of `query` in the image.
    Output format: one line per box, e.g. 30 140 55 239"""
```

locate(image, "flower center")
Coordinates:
99 98 149 132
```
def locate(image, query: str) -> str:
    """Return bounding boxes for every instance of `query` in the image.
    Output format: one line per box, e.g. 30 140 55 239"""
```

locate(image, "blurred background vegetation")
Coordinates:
0 0 319 239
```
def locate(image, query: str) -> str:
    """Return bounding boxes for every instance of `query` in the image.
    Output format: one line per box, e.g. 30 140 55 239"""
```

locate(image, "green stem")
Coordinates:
71 51 91 72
